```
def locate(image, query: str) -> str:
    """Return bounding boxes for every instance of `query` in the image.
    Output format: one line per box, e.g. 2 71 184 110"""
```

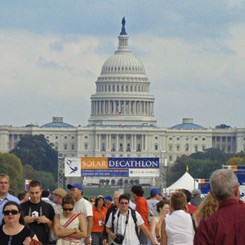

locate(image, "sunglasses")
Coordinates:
3 210 19 216
63 208 73 211
120 202 129 205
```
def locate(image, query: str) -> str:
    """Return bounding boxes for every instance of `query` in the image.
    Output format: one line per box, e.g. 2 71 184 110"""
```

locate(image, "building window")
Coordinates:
154 144 158 151
202 138 205 141
101 143 106 151
195 138 198 141
202 146 205 151
176 145 180 151
185 144 189 151
64 144 67 150
111 143 116 151
84 143 88 150
119 143 123 151
136 144 141 152
195 146 198 152
169 145 172 151
71 144 75 150
127 144 131 151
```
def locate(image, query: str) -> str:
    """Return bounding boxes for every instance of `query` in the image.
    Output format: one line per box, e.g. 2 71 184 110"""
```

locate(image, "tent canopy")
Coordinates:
166 172 198 193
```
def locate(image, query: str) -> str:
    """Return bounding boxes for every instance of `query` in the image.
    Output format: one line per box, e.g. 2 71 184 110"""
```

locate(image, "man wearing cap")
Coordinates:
147 188 161 223
53 188 67 214
67 183 93 245
104 196 113 209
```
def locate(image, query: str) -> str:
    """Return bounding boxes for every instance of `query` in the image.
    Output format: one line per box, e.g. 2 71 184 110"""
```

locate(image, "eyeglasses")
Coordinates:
3 210 19 216
63 208 73 211
120 202 129 205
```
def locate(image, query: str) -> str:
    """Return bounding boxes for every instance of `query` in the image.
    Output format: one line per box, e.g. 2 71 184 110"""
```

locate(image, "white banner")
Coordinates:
64 158 81 177
128 169 159 177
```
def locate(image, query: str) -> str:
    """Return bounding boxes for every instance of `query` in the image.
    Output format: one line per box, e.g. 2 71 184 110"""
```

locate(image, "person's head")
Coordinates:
17 191 29 203
170 191 187 212
2 201 25 226
192 189 201 198
150 188 161 199
95 195 105 208
28 180 42 204
53 188 67 205
67 183 83 201
131 185 144 197
194 192 218 222
118 194 130 213
42 189 50 198
104 196 113 206
62 194 75 217
0 173 10 196
210 169 240 202
113 191 123 206
157 199 170 216
180 189 192 203
90 196 96 206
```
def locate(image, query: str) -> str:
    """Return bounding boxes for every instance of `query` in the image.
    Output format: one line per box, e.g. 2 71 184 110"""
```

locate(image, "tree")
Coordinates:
227 157 245 165
111 179 116 186
11 134 58 177
0 153 24 195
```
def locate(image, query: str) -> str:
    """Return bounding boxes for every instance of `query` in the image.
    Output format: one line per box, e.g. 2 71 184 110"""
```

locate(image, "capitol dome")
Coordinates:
88 18 156 127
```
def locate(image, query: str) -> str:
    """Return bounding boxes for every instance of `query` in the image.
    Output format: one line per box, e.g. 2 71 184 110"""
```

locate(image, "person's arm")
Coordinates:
160 218 167 245
150 217 157 237
84 215 93 245
105 227 117 241
155 215 165 241
35 215 53 228
68 213 87 239
140 223 158 245
53 214 77 238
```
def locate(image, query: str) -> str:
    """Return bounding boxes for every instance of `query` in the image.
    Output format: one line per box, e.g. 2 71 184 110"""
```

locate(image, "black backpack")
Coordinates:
111 207 139 238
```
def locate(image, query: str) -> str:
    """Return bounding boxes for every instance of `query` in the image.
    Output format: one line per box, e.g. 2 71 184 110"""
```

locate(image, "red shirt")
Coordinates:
194 199 245 245
186 203 197 214
92 206 108 232
135 196 150 230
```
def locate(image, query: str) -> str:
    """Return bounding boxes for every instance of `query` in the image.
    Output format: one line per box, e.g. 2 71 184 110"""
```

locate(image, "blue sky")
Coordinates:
1 0 245 128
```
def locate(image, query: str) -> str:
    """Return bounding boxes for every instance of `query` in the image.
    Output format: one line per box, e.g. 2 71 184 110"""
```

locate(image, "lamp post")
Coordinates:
57 153 64 188
159 150 168 194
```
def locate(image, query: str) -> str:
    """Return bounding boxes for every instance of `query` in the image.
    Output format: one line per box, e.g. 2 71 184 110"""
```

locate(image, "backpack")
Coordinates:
111 207 139 238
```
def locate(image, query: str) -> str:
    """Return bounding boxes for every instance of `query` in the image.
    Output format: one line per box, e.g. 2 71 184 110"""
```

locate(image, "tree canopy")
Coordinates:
0 153 24 195
11 134 58 178
167 148 230 186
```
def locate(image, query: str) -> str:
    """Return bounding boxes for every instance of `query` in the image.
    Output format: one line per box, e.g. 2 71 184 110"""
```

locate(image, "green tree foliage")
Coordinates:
167 148 229 186
0 153 24 195
10 134 58 177
227 156 245 165
23 164 56 190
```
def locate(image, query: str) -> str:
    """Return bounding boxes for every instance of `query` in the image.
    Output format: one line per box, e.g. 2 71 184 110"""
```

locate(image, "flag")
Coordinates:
186 164 189 172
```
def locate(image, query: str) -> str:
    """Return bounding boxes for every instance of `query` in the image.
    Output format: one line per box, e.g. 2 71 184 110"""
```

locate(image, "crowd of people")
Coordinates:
1 168 245 244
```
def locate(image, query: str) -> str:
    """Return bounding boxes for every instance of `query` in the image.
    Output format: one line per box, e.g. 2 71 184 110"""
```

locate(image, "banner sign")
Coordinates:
65 157 160 177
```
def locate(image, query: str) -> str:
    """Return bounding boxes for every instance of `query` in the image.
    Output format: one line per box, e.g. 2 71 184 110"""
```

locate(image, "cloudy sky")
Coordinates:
1 0 245 128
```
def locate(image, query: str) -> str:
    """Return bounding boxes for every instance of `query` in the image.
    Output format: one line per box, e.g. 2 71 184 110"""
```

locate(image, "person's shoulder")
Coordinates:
7 193 19 203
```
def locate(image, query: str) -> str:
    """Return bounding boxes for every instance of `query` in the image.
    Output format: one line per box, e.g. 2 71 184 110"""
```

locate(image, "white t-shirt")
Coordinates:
74 198 93 244
147 199 159 217
166 210 194 245
106 209 144 245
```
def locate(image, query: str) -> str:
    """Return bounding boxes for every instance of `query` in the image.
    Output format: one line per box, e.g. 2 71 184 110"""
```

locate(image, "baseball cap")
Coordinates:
53 188 67 198
150 188 160 196
96 195 104 200
104 196 113 201
67 183 83 190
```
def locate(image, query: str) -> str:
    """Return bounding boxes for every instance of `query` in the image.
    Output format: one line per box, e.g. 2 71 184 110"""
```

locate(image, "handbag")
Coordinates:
30 238 42 245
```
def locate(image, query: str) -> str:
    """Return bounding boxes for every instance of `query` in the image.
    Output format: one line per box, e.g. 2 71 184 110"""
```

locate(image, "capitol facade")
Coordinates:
0 20 245 185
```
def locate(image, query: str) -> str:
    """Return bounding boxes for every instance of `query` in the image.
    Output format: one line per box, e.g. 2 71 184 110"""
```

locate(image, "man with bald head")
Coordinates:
194 169 245 245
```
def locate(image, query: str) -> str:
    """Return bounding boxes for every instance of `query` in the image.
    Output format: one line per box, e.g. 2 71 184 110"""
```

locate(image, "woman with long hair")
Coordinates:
193 192 218 227
0 201 39 245
53 194 87 245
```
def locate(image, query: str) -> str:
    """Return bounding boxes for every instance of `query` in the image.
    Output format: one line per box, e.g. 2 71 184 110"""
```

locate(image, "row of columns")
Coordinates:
91 100 154 116
96 134 146 152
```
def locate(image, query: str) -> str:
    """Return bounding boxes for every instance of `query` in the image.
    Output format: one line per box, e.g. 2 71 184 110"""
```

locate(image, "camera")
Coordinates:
114 233 124 244
32 211 39 218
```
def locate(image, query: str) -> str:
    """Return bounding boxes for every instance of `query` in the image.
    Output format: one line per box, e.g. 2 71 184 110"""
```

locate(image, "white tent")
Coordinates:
165 172 198 193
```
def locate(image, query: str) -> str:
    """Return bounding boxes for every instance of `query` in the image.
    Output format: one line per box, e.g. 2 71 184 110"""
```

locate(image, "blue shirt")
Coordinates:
0 193 20 225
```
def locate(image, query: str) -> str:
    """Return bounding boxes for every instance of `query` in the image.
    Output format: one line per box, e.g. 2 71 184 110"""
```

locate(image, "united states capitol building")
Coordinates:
0 20 245 185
